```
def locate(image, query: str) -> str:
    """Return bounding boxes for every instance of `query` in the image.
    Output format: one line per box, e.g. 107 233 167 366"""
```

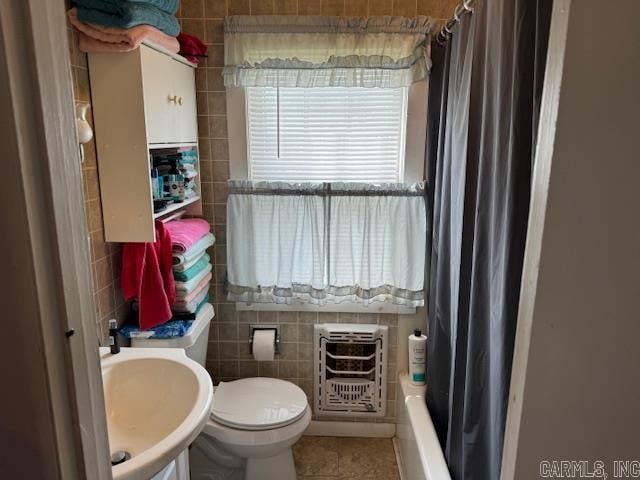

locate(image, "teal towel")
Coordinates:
77 4 180 37
76 0 179 15
174 254 210 282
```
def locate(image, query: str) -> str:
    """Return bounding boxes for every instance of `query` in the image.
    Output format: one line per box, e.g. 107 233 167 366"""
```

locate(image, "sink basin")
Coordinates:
100 347 213 480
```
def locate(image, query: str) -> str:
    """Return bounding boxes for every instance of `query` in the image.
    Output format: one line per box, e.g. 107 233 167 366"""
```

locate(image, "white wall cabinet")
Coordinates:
89 43 201 242
140 46 198 145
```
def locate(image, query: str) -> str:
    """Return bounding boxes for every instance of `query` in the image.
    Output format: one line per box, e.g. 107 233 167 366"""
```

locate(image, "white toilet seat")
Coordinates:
203 406 311 451
210 377 308 431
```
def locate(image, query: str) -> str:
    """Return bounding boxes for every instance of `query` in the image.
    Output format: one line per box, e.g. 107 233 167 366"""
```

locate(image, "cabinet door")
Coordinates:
170 59 198 144
141 46 174 144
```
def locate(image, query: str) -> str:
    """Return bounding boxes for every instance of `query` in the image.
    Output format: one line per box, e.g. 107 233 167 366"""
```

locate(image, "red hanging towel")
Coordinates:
121 221 176 329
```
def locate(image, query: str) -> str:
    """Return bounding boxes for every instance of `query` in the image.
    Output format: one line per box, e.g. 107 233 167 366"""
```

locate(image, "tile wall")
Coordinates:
67 14 128 345
69 0 458 417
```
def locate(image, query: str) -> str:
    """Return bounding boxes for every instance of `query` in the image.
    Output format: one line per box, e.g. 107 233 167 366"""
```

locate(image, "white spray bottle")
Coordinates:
408 329 427 385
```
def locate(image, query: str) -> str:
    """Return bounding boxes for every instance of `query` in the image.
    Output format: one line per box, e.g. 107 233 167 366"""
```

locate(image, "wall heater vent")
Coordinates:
314 323 388 418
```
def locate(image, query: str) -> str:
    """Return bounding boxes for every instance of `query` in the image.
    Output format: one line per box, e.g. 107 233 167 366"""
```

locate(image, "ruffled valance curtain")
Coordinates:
223 15 436 88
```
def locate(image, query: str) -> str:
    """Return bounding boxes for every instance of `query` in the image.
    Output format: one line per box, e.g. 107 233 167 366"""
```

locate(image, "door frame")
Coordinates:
0 1 111 478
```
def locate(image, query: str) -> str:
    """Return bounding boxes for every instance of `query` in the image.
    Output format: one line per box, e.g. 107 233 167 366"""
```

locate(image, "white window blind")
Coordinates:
245 87 408 182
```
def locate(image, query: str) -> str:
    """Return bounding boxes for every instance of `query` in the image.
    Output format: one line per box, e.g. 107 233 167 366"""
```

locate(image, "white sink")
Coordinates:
100 347 213 480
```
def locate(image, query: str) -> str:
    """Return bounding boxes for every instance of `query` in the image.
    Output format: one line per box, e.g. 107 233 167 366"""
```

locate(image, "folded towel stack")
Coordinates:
164 218 215 315
67 0 181 54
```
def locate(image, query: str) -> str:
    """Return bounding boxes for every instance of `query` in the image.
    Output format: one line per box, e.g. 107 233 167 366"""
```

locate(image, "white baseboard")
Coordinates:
304 420 396 438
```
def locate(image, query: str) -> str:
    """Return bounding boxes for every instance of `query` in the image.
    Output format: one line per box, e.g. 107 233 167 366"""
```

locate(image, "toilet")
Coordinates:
130 304 311 480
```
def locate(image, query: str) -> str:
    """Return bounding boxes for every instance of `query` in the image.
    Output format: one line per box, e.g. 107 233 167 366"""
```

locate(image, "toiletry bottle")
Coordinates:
151 168 160 199
169 174 185 202
108 319 120 354
408 329 427 385
169 159 180 175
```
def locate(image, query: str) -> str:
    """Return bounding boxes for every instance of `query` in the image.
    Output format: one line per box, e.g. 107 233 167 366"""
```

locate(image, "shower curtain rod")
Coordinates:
436 0 476 45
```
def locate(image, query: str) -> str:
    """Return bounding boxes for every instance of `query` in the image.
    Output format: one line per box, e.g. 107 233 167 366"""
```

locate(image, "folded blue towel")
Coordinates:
174 254 210 282
120 319 193 339
179 150 198 164
121 295 210 338
75 0 179 15
77 3 180 37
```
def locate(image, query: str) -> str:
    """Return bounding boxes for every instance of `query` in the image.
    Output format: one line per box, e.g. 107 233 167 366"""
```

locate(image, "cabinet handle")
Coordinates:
168 94 178 104
178 96 183 106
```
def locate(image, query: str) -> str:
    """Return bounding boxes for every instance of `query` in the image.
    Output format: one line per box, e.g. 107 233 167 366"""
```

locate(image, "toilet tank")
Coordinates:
130 303 214 367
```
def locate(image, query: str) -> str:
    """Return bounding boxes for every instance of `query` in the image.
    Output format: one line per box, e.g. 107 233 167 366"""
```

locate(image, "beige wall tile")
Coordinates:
274 0 298 14
209 116 228 138
439 0 458 17
205 0 228 17
321 0 344 15
392 0 416 16
345 0 368 16
205 18 224 43
251 0 275 14
228 0 251 14
212 160 230 180
206 68 225 92
208 45 225 67
181 18 205 37
368 0 392 15
417 0 440 16
182 0 205 18
208 92 227 114
298 0 321 14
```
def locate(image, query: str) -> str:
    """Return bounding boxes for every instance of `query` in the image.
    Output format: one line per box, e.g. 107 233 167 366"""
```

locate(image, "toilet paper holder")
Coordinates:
249 324 280 355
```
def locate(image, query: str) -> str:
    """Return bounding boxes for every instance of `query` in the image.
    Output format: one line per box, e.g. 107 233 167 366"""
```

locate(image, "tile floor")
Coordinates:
293 436 400 480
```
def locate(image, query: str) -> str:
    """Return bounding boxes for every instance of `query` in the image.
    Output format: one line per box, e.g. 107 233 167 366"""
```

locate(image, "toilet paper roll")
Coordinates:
252 329 276 361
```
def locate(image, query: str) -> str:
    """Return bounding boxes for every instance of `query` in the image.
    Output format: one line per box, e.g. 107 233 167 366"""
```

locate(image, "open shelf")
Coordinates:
153 195 200 219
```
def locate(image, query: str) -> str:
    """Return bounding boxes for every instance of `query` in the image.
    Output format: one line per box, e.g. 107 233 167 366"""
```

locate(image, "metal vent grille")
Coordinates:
314 323 388 417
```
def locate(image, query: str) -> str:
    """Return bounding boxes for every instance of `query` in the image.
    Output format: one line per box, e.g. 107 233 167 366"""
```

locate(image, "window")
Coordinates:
245 87 408 183
227 82 427 183
223 16 432 312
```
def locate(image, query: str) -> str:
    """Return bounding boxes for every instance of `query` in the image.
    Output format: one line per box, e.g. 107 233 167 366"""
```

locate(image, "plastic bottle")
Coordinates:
408 329 427 385
109 319 120 354
151 168 161 199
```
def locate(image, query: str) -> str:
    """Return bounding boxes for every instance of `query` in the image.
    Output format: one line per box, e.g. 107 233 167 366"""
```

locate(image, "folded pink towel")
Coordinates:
174 272 212 305
68 8 179 54
164 218 211 253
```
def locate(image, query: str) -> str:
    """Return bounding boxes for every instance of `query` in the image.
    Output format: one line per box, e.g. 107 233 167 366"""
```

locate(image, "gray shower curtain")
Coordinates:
425 1 552 479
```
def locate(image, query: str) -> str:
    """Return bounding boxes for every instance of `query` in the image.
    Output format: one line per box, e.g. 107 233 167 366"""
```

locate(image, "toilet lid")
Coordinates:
210 378 308 431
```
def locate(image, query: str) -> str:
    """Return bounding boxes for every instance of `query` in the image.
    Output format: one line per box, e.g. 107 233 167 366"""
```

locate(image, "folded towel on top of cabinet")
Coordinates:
164 218 211 253
75 0 179 14
68 8 179 53
76 2 180 37
77 31 179 53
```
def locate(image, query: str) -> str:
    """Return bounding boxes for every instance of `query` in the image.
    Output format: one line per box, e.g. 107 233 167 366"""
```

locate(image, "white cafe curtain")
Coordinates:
227 181 426 307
